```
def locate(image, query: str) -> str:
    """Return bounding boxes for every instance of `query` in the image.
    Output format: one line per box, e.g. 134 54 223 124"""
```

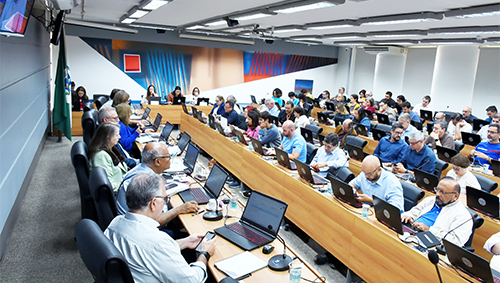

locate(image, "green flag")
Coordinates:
53 26 72 141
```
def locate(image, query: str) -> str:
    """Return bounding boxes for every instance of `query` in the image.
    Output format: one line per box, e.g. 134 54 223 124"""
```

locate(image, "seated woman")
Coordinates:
187 87 200 105
348 94 361 113
72 86 89 111
210 95 225 116
115 103 151 155
446 153 481 194
363 98 376 117
358 89 367 105
353 108 371 133
272 88 284 107
333 103 351 120
167 86 183 104
244 110 260 139
294 106 310 134
141 85 159 105
88 122 128 192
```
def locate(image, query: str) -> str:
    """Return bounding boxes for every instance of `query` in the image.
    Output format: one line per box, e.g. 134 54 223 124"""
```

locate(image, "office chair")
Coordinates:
74 219 134 283
83 101 94 112
82 109 98 146
304 123 323 139
327 167 355 183
434 159 449 178
306 143 318 165
70 141 98 221
373 123 391 133
472 172 498 193
463 208 484 252
344 136 368 150
89 167 118 231
94 96 108 110
304 103 313 117
454 140 465 152
400 180 424 212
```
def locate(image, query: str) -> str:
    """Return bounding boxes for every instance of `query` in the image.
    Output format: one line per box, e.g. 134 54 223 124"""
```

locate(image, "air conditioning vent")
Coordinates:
363 46 407 55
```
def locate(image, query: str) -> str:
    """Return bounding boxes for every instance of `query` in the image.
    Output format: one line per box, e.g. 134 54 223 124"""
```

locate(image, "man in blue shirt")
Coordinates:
401 101 420 123
310 133 349 177
264 97 280 117
470 123 500 170
258 111 281 148
485 106 498 123
399 113 417 140
221 101 241 126
462 106 478 124
394 130 437 175
349 155 404 212
373 123 408 164
269 120 307 163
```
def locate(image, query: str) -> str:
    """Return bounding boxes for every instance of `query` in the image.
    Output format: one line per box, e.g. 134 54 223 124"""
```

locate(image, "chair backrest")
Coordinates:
400 180 425 212
95 96 109 110
463 208 484 251
472 173 498 193
304 123 323 139
304 103 313 117
434 159 449 178
454 141 465 152
410 120 423 130
74 219 134 283
89 167 118 231
83 101 94 112
344 135 368 149
82 109 98 146
238 114 247 130
373 123 392 133
306 143 317 165
71 141 98 221
327 167 355 183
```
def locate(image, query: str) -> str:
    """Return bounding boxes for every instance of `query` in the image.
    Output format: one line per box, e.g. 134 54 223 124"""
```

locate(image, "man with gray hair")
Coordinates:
424 119 455 150
394 130 436 174
264 97 280 117
115 142 199 228
398 113 417 139
226 95 242 114
105 172 216 283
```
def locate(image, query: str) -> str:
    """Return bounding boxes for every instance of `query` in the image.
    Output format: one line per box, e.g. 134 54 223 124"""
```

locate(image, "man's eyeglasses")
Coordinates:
409 140 421 146
434 188 457 195
155 195 170 203
365 166 380 177
155 155 171 160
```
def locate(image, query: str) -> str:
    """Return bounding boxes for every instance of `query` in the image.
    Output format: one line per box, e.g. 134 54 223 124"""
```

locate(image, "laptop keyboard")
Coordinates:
190 187 209 204
313 175 327 185
226 223 269 245
402 223 418 234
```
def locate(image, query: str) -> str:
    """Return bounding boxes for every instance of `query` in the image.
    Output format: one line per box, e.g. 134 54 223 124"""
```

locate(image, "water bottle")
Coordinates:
248 141 254 152
362 204 370 219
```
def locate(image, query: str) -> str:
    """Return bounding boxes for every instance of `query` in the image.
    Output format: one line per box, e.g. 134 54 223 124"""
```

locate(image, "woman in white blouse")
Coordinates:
293 106 310 134
446 153 481 194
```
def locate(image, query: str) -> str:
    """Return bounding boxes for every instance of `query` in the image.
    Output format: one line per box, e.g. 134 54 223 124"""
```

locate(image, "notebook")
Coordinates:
372 128 389 141
275 147 296 170
182 142 199 175
294 159 328 185
420 109 433 121
376 113 390 125
436 145 458 163
414 168 439 192
328 176 362 208
373 195 418 235
248 137 269 156
466 186 499 220
232 129 248 145
343 143 366 162
178 163 228 205
443 239 500 283
176 132 191 154
462 132 481 146
214 190 288 251
173 96 186 105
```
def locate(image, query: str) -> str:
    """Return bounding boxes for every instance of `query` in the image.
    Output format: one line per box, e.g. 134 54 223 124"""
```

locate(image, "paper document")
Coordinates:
214 251 267 279
164 158 186 173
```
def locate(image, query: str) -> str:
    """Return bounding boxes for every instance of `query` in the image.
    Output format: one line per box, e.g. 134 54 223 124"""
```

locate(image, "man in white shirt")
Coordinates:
398 113 417 139
310 133 349 177
264 97 280 117
478 113 500 141
105 173 216 283
447 113 472 141
484 232 500 271
413 95 432 117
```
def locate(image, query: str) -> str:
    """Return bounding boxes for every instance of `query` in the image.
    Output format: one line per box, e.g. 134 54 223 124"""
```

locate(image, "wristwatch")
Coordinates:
199 251 210 261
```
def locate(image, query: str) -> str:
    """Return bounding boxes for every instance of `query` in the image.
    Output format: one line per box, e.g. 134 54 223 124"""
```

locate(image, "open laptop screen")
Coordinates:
184 143 199 173
241 191 288 235
204 164 228 198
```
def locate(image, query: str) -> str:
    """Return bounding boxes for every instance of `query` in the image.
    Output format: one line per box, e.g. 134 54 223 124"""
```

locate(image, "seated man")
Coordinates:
412 95 432 117
349 155 404 212
373 123 408 164
399 113 417 140
264 97 280 117
310 133 349 177
447 113 472 141
258 111 281 148
401 101 420 123
380 91 397 108
278 101 296 125
105 173 216 282
478 113 500 141
226 95 242 115
470 123 500 170
275 120 307 163
333 119 357 147
378 100 397 123
485 105 498 123
484 232 500 271
462 106 477 124
221 101 241 126
115 143 199 229
424 120 455 150
394 131 437 175
402 177 472 246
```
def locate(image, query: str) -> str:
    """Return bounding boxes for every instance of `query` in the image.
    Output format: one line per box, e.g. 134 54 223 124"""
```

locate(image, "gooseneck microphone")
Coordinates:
267 225 293 271
428 250 443 283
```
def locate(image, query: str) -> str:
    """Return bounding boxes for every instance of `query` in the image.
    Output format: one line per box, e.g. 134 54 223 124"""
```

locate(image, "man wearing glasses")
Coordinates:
106 173 216 283
373 123 408 165
402 177 472 246
349 155 404 212
310 133 348 177
470 123 500 170
115 142 199 230
393 131 437 175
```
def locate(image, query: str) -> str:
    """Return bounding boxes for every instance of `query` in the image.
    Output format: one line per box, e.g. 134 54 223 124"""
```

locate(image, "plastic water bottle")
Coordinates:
362 204 370 219
248 141 254 152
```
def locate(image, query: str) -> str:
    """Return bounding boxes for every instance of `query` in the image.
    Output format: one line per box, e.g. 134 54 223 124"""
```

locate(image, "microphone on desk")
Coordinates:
436 214 477 255
267 224 293 271
428 249 443 283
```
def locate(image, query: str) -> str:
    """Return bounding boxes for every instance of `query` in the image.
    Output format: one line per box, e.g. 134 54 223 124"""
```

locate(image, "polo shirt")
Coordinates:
282 132 307 163
401 124 417 139
414 203 442 228
474 141 500 170
373 136 408 164
409 111 420 123
400 144 437 174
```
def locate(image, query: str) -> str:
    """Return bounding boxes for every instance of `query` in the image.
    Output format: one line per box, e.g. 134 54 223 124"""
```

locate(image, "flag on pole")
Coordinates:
53 26 72 141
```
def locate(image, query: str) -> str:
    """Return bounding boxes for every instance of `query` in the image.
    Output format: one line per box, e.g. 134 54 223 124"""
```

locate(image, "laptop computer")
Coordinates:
318 134 325 146
173 96 186 105
462 132 481 146
248 137 269 156
373 195 418 235
334 117 345 127
148 96 161 105
313 99 321 108
214 190 288 251
420 109 433 121
141 107 151 120
268 115 279 127
250 95 257 104
275 147 296 170
491 159 500 177
317 111 330 124
191 106 199 118
376 113 390 125
473 118 490 132
414 168 439 192
436 145 458 163
344 143 367 162
215 122 229 137
443 239 500 283
353 123 368 136
426 123 434 134
197 97 209 106
328 176 362 208
325 101 336 111
196 111 204 123
178 163 229 205
410 120 423 131
208 114 216 129
232 129 248 145
176 132 191 154
371 128 389 141
466 186 500 219
300 127 315 144
159 122 174 142
294 159 328 185
181 103 189 115
145 113 162 132
182 142 199 175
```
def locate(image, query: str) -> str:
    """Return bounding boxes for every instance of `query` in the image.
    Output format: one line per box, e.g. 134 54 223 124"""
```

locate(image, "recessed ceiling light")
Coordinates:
141 0 170 10
206 20 226 27
234 13 272 21
272 2 338 14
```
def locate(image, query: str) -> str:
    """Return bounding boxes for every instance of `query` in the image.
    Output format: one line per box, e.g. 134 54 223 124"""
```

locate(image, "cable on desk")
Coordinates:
441 260 475 283
332 197 373 216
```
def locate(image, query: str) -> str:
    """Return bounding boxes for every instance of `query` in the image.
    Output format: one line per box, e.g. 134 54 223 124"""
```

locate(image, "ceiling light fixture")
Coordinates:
65 19 139 34
304 19 357 30
234 12 274 21
271 0 345 14
323 33 363 40
179 33 255 45
359 12 443 26
128 6 149 18
128 23 174 31
206 20 226 27
429 26 500 35
445 3 500 19
420 38 484 45
139 0 170 10
368 30 427 37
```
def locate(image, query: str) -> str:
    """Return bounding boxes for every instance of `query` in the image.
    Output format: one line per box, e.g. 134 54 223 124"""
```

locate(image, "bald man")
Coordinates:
349 155 404 212
462 106 477 124
269 120 307 163
333 119 357 147
402 177 472 246
115 142 199 227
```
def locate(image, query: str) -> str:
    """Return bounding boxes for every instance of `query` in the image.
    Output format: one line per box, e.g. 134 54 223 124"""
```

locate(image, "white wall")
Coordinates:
350 49 376 96
401 48 436 104
472 48 500 116
373 53 407 98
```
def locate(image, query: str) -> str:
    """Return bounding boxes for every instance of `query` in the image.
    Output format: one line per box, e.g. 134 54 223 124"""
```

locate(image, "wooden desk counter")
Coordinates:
71 111 84 136
179 113 469 282
146 105 212 124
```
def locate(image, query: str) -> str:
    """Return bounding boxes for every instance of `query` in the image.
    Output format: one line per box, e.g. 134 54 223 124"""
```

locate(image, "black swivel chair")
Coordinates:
89 167 118 231
400 180 425 212
82 109 98 146
83 101 94 112
70 141 98 221
463 208 484 252
327 167 355 183
304 103 313 117
454 141 465 152
373 123 391 133
306 143 318 165
94 96 109 110
305 123 323 139
472 172 498 193
434 159 449 178
237 114 247 131
344 136 368 149
74 219 134 283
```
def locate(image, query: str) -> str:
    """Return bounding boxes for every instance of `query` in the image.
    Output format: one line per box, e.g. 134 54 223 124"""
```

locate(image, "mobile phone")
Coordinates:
195 231 216 252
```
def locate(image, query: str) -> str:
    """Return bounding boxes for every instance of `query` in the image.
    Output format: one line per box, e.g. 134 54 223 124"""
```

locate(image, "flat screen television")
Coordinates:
0 0 34 36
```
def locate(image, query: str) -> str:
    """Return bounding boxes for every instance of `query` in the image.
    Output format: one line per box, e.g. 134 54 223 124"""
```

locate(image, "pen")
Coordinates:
192 209 205 216
237 273 251 280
